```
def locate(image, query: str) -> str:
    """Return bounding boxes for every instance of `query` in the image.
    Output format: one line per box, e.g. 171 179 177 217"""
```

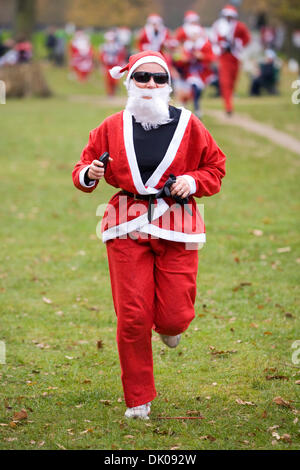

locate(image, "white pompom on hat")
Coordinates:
109 50 171 85
221 4 238 18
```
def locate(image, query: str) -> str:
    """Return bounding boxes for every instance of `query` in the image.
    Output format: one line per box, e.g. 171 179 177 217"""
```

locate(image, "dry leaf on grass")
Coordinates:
199 435 216 442
273 396 293 409
266 375 289 381
13 409 28 421
236 399 256 406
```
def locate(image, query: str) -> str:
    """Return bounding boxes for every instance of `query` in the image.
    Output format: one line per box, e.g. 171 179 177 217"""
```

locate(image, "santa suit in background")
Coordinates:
211 5 251 113
72 51 226 409
173 13 215 117
184 34 216 116
175 10 204 44
99 31 126 96
70 31 93 81
137 14 172 55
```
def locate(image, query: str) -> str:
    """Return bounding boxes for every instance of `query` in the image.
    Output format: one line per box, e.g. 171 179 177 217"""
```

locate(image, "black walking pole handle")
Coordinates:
98 152 110 171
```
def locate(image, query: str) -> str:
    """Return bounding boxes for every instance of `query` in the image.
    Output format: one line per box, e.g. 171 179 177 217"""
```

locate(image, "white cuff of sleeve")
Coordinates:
180 175 197 195
79 165 96 188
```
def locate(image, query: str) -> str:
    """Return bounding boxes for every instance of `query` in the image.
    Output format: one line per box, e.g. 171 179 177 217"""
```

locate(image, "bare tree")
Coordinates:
15 0 36 39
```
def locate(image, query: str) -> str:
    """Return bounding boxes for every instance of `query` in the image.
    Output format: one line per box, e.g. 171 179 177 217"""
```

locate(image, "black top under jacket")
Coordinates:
133 105 181 184
84 106 181 186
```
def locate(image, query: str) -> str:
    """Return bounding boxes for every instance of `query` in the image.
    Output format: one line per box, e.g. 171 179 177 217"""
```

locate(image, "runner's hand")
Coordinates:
87 158 112 180
170 176 190 199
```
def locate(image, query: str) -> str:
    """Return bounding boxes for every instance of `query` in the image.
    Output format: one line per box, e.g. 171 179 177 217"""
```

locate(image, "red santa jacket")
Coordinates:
212 19 251 60
72 108 226 244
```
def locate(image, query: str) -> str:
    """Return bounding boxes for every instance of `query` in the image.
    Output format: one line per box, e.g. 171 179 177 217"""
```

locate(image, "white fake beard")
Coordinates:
125 80 172 130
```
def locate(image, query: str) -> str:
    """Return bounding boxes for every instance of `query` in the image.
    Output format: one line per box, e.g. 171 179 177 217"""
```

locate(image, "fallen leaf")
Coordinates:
56 443 66 450
252 229 263 237
99 399 111 406
13 409 28 421
268 425 280 431
97 340 104 349
199 435 216 442
80 429 93 434
266 375 289 381
273 396 293 409
277 247 291 253
236 399 256 406
285 312 294 319
281 434 292 443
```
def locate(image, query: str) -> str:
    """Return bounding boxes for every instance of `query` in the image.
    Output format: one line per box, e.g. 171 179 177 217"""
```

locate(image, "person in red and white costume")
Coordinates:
99 30 126 96
211 4 251 114
72 51 226 419
137 14 173 55
175 10 204 44
69 30 94 82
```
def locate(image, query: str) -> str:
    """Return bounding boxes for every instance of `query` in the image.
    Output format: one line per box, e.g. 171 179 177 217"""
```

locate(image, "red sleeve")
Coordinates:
72 123 108 193
201 40 215 63
137 30 148 52
184 116 226 198
238 22 251 47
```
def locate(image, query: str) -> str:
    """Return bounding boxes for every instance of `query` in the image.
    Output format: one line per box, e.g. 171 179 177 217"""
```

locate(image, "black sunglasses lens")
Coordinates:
153 73 169 84
133 72 151 83
132 72 169 84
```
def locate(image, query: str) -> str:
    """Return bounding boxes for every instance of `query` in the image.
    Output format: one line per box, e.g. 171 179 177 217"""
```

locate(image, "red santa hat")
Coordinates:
109 50 170 84
184 10 200 23
221 4 238 18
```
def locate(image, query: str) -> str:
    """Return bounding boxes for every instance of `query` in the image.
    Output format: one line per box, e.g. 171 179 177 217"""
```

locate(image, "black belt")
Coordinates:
121 174 192 222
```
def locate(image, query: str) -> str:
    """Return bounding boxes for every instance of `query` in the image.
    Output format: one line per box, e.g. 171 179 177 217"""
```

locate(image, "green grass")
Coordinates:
0 64 299 450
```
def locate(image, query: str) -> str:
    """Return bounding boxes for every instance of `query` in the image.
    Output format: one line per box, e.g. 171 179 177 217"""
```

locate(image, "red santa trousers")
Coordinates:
219 53 240 113
106 232 199 408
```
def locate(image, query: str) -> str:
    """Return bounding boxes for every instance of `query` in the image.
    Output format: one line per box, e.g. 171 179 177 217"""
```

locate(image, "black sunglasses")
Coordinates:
131 71 169 85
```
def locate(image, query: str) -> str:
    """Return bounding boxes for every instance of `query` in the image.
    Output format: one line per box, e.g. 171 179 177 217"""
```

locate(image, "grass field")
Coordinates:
0 62 299 450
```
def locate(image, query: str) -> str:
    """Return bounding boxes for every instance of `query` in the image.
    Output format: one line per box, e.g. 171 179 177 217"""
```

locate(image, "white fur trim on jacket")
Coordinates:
79 166 96 188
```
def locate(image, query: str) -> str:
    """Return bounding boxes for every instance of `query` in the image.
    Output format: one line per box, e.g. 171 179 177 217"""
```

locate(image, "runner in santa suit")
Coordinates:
173 16 215 118
137 14 173 55
175 10 204 44
211 4 251 114
99 30 126 96
69 31 93 82
184 32 215 118
72 51 226 419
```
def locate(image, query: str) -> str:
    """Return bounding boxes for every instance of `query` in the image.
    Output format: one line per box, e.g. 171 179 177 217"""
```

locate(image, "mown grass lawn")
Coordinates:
0 64 299 450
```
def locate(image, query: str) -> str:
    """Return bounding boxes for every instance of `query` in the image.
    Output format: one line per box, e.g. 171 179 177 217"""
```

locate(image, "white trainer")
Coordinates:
159 334 181 348
125 402 151 419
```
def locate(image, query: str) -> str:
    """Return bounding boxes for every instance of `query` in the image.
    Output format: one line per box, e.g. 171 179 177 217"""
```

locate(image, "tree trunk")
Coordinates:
15 0 36 39
0 63 52 98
